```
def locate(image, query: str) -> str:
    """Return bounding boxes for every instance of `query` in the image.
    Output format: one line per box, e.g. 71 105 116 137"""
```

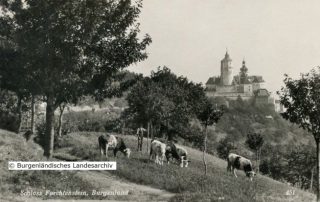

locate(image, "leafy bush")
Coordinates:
216 137 236 159
0 90 19 131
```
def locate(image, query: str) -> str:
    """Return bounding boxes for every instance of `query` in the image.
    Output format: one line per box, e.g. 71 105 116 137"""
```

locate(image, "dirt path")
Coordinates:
52 152 175 202
75 170 175 202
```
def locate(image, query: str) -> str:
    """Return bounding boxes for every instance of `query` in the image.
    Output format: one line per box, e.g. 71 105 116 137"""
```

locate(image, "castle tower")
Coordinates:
239 59 248 84
220 51 233 85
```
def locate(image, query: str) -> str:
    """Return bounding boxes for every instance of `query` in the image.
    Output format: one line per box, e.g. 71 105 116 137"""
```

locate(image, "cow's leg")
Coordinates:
100 145 104 156
160 155 165 165
180 156 184 167
227 161 231 172
233 168 238 178
165 152 170 164
185 159 188 168
105 144 109 158
154 156 157 164
113 148 118 158
149 149 153 160
155 155 158 164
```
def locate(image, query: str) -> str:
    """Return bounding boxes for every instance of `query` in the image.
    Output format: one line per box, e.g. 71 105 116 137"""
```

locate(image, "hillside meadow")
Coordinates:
54 132 316 202
0 130 135 201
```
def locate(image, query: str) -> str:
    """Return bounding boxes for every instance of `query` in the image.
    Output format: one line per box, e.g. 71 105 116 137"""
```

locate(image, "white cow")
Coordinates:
176 146 189 167
98 135 131 158
227 153 256 181
150 140 166 165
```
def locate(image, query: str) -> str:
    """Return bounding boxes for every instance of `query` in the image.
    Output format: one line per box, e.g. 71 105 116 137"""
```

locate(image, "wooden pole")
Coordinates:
147 121 150 153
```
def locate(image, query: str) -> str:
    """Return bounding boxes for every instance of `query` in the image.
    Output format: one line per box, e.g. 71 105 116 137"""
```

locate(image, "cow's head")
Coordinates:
246 171 256 181
123 148 131 158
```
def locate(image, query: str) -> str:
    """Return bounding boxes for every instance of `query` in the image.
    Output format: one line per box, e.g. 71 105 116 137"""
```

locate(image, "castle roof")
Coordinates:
250 76 264 83
206 77 221 85
222 51 232 62
240 60 248 73
255 88 270 97
232 75 264 85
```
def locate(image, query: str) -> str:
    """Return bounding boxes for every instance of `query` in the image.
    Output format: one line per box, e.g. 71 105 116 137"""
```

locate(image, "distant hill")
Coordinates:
204 98 314 158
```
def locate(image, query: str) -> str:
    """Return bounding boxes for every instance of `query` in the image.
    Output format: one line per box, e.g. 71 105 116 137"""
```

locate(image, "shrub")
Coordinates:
0 90 19 131
216 137 236 159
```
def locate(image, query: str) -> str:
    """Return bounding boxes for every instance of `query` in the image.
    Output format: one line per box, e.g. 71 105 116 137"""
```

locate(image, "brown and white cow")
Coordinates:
165 142 189 167
98 135 131 158
227 153 256 181
150 140 166 165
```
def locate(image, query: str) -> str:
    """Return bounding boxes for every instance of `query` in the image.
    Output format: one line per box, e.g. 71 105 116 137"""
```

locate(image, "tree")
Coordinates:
0 89 19 131
278 68 320 201
0 0 151 158
0 36 30 133
286 145 316 189
198 100 224 175
125 67 208 143
245 132 264 173
216 136 236 160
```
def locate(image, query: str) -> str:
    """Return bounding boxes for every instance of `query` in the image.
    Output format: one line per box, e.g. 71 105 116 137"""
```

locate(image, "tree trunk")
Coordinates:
57 103 65 137
256 148 261 174
316 138 320 202
147 121 150 153
16 94 23 133
31 95 36 134
44 95 56 158
311 166 315 192
151 122 154 140
203 125 208 175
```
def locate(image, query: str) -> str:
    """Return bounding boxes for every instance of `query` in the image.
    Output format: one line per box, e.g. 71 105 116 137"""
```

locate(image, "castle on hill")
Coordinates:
206 51 274 105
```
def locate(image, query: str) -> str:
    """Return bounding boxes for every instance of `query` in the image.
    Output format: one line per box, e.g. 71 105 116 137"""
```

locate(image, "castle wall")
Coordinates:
216 85 236 93
221 67 233 85
206 84 217 90
255 96 274 105
220 57 233 85
206 91 253 100
252 83 265 92
242 84 253 94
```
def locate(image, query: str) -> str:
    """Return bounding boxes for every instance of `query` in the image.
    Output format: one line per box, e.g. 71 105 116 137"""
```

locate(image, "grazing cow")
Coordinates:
98 135 131 158
227 153 256 181
150 140 166 165
166 142 189 167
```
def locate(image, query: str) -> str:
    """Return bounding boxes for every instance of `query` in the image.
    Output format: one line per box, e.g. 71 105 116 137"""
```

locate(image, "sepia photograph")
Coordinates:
1 0 320 201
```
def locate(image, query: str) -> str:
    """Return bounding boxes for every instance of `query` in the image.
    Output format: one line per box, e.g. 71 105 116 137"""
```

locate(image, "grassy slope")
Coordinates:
57 132 315 202
0 130 131 201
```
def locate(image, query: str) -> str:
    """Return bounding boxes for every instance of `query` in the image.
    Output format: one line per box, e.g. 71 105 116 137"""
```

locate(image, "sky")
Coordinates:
128 0 320 96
